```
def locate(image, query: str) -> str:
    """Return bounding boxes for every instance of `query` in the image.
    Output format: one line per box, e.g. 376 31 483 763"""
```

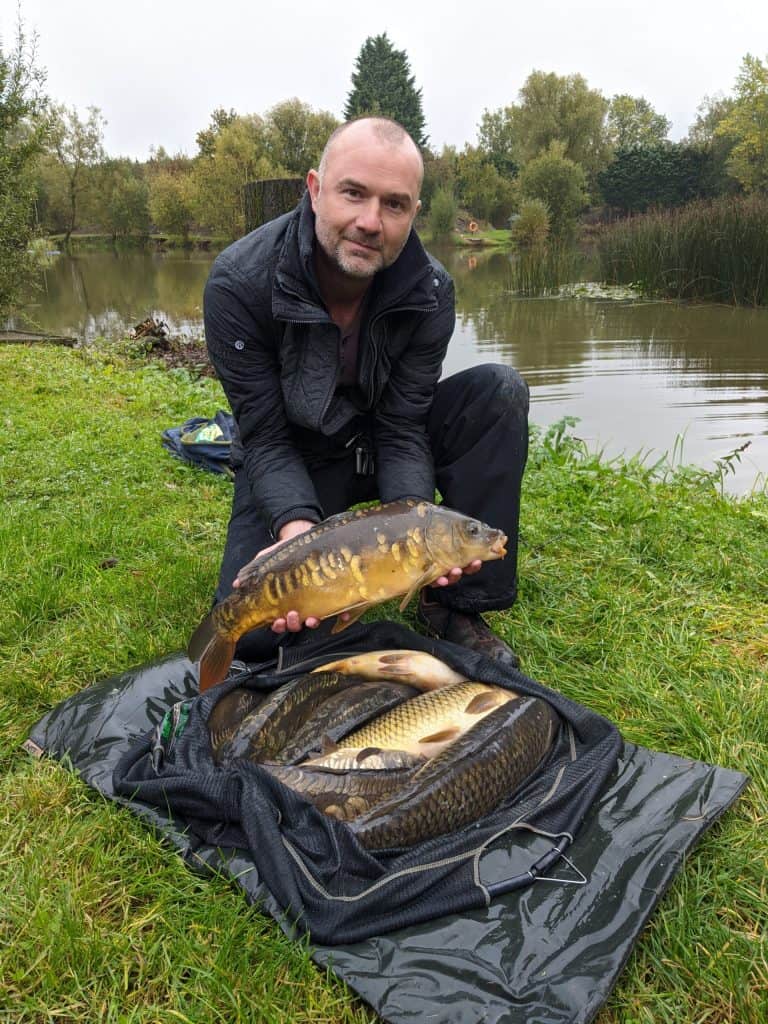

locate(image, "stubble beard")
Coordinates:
315 220 408 280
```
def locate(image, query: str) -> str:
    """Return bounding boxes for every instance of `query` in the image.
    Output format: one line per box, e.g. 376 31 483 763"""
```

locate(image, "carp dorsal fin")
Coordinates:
320 736 339 755
398 566 439 612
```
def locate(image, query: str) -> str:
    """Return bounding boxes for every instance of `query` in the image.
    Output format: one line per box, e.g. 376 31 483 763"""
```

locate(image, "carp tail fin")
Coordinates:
188 612 235 692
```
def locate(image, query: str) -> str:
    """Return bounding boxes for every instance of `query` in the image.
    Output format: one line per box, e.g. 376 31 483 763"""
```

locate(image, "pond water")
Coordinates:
11 247 768 495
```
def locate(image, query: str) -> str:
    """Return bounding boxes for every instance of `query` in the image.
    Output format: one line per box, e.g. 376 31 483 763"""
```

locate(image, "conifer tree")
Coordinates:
344 34 428 147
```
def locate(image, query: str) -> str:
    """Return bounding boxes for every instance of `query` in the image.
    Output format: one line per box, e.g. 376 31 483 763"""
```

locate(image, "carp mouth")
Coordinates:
491 533 508 557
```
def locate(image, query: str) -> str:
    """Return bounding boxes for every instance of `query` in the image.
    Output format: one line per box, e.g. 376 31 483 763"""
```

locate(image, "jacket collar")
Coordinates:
273 192 436 321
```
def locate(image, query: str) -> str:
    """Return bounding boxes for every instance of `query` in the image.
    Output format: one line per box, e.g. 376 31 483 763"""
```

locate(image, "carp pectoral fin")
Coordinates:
418 726 461 744
465 690 508 714
331 602 374 633
356 747 382 764
398 566 439 612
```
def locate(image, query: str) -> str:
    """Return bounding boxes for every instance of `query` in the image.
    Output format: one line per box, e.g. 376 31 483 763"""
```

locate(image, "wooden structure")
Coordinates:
243 178 305 233
0 329 76 346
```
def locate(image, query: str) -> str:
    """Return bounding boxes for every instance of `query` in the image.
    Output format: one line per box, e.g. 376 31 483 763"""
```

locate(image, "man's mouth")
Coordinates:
344 237 382 254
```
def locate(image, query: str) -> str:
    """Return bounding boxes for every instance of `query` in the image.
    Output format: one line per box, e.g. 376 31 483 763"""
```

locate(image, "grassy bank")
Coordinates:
597 194 768 305
1 345 766 1022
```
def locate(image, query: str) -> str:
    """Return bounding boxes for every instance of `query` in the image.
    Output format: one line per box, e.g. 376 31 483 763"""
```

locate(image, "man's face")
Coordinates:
307 126 422 280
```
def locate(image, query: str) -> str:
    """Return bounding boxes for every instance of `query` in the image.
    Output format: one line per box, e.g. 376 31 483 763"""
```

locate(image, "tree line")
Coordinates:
2 24 768 316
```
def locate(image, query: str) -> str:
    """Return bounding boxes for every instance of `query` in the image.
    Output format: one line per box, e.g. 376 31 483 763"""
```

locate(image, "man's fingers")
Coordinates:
271 611 321 632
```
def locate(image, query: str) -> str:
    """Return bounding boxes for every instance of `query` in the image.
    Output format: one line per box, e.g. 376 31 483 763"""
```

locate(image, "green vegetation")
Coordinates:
0 17 49 317
344 33 427 147
597 142 715 214
426 186 457 240
597 194 768 305
606 94 671 149
518 142 588 241
510 245 580 296
510 198 550 249
1 345 765 1022
716 53 768 192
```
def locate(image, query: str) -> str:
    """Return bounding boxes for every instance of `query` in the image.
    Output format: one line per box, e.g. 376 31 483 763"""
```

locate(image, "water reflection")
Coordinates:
434 246 768 494
17 251 211 342
11 248 768 493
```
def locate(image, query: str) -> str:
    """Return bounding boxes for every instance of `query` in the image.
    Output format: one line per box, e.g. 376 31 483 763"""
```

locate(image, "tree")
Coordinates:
264 98 339 175
190 114 278 237
98 159 150 239
0 16 49 316
477 107 519 176
716 54 768 192
511 199 549 250
344 33 427 147
427 187 457 240
685 94 739 197
421 144 458 213
47 103 106 246
597 143 708 213
518 141 588 240
149 170 195 240
196 107 237 158
455 146 517 225
487 71 610 182
606 95 671 149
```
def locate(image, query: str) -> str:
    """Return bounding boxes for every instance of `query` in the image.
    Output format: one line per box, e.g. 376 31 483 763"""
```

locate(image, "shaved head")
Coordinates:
318 117 424 192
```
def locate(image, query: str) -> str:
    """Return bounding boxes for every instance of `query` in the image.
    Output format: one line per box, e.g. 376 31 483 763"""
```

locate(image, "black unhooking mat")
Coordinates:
26 622 748 1024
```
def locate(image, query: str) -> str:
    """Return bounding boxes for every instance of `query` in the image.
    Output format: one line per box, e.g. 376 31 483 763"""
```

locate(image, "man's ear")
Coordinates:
415 199 422 214
307 169 320 210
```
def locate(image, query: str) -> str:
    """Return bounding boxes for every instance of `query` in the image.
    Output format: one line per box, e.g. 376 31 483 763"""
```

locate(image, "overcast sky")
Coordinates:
4 0 767 160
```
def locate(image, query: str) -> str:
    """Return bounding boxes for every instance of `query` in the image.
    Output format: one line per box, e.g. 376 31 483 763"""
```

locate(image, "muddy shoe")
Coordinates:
417 592 520 670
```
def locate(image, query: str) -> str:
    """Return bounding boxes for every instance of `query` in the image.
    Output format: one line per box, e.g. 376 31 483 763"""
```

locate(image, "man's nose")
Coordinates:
355 199 382 234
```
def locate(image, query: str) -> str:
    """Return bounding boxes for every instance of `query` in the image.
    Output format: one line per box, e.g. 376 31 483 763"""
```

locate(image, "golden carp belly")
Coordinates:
312 650 469 691
321 681 517 760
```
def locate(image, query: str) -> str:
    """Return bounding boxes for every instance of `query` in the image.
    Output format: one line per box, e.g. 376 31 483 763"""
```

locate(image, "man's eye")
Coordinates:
343 188 361 199
387 199 404 211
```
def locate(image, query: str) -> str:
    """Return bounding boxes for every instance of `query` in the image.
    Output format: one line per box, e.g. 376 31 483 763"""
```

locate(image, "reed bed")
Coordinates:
597 194 768 305
510 245 582 297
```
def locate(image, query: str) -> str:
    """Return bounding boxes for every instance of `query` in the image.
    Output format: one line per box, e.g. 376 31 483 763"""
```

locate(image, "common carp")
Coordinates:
207 687 266 756
275 681 420 764
312 650 469 691
301 747 426 771
306 681 517 763
213 671 357 765
349 696 560 849
260 762 416 821
189 500 507 692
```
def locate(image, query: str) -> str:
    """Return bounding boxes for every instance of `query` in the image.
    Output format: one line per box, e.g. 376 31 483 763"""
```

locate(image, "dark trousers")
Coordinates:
215 364 529 660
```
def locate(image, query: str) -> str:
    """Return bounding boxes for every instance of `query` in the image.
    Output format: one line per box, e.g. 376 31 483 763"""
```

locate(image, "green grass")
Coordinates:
1 346 766 1022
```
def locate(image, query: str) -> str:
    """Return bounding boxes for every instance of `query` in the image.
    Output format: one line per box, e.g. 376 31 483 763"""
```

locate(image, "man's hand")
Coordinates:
233 519 350 633
432 560 483 587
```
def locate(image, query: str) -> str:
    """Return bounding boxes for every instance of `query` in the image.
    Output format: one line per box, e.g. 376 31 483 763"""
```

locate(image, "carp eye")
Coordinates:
467 522 480 536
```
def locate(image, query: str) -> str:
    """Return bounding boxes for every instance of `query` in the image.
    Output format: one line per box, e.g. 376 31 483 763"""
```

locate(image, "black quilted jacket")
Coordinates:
203 192 455 537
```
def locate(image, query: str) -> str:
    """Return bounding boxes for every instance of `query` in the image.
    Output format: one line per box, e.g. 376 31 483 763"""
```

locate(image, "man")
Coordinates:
203 116 529 667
